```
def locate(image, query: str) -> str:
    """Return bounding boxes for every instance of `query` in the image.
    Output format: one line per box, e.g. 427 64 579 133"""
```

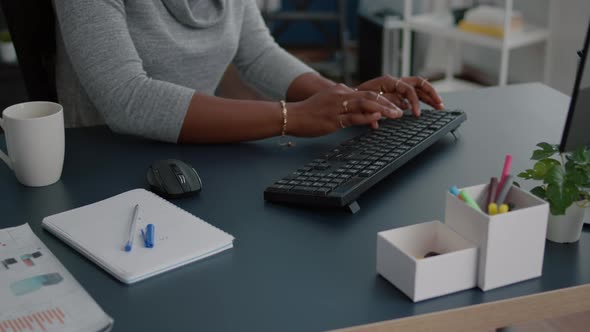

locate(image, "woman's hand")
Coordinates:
356 76 444 117
288 83 403 137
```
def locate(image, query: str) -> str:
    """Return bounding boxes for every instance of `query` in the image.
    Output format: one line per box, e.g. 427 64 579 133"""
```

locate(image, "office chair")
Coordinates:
0 0 57 102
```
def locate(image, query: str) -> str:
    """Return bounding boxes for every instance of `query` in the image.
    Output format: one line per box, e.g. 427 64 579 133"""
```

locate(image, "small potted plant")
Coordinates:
518 143 590 243
0 30 17 64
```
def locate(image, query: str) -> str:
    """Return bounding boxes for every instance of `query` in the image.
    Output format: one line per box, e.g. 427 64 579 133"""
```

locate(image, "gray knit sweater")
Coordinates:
53 0 313 142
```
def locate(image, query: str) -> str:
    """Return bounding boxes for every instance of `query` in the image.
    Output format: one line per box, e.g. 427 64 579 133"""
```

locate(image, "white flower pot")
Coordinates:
546 204 586 243
0 42 17 64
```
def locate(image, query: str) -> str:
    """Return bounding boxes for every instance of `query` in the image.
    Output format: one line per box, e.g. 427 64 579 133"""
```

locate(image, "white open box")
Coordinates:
445 184 549 291
377 220 478 302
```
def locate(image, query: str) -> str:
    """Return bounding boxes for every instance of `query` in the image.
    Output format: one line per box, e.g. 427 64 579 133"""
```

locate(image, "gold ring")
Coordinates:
342 100 349 113
339 117 346 129
376 91 384 101
420 77 428 88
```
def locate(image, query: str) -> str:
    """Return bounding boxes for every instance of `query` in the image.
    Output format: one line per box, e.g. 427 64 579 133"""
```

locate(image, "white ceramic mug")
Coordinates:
0 102 65 187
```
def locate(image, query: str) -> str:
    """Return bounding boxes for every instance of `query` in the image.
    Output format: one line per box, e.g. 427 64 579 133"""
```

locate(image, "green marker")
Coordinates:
459 190 483 213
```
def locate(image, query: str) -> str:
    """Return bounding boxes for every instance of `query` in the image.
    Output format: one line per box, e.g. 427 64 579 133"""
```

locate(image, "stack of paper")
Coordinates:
458 5 524 38
0 224 113 332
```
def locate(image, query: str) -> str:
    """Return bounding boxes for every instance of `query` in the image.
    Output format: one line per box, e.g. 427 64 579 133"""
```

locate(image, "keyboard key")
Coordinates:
314 164 331 170
330 177 364 195
284 172 301 179
267 184 292 192
315 187 332 195
291 186 316 194
325 182 339 188
358 170 374 177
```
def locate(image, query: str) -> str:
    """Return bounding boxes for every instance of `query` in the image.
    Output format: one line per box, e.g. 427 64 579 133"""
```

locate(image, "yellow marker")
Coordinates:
488 203 498 216
499 204 509 214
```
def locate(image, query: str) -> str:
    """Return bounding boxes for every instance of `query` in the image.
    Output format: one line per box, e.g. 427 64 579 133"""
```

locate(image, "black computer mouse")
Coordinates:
146 159 202 198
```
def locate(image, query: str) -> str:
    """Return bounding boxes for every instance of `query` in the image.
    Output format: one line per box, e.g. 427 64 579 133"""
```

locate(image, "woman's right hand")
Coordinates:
287 84 403 137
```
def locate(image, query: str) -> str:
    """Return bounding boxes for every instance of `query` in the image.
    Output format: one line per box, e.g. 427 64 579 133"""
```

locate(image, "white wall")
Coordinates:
545 0 590 94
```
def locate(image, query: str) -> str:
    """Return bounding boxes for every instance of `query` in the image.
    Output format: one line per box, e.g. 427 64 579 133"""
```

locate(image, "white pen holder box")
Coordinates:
377 220 478 302
445 184 549 291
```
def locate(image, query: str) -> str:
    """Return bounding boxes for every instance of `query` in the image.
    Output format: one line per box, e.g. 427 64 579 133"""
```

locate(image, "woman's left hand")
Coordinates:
355 76 444 117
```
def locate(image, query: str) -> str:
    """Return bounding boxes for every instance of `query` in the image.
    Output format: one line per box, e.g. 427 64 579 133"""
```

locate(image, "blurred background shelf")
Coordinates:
378 0 553 90
407 12 550 50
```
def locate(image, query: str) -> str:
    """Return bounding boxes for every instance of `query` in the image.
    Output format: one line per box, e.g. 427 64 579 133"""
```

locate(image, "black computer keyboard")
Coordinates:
264 109 466 213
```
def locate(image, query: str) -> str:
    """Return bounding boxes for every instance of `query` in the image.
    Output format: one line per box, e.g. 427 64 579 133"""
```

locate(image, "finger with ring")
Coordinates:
419 77 428 88
342 100 349 113
376 91 384 101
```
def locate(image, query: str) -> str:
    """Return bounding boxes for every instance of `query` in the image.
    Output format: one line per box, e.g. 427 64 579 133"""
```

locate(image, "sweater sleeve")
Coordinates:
53 0 195 142
232 0 316 100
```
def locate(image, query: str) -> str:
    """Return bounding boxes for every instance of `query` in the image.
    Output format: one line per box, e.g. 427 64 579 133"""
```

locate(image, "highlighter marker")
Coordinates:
495 174 514 205
499 204 509 214
450 186 463 201
488 203 498 216
496 154 512 201
459 190 483 213
487 177 498 207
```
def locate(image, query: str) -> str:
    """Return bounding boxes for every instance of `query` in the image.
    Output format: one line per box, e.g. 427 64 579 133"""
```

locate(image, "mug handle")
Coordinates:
0 117 13 170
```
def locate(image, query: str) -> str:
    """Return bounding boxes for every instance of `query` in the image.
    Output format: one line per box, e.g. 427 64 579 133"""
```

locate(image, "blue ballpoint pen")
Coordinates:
124 204 140 252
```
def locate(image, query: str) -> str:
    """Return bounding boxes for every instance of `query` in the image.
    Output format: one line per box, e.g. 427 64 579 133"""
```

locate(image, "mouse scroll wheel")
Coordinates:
170 165 186 185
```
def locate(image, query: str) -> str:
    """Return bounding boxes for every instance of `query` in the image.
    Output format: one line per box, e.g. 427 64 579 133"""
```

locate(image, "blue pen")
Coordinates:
124 204 140 252
449 186 461 197
142 224 155 248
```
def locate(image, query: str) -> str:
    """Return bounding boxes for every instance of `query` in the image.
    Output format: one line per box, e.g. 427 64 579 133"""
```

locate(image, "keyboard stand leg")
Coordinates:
347 201 360 214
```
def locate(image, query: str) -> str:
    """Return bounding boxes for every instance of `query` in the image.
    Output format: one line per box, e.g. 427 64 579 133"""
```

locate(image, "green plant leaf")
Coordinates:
567 167 587 186
530 186 546 199
532 159 560 179
546 182 578 215
537 142 558 151
518 170 534 179
544 165 579 215
532 149 557 160
570 147 590 165
531 143 558 160
545 164 565 185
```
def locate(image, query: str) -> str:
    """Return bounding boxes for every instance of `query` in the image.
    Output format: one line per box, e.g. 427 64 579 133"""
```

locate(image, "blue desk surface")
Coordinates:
1 83 589 332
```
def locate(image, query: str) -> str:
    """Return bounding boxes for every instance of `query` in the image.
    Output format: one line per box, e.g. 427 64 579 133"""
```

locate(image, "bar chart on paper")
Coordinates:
0 307 67 332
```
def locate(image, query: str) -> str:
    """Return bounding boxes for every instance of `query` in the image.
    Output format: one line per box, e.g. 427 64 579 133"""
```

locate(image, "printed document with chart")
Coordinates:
0 223 113 332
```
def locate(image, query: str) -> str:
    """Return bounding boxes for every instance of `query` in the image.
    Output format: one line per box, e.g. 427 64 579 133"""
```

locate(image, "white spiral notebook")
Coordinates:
42 189 234 284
